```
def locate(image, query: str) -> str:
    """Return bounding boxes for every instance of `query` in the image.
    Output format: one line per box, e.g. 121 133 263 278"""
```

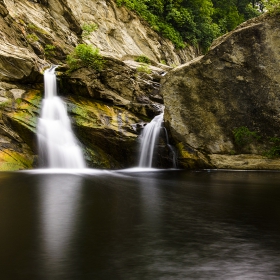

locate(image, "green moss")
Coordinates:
67 96 137 138
26 33 39 43
136 64 152 74
84 146 119 169
27 23 48 35
82 22 98 39
0 100 12 109
0 149 34 171
44 44 56 57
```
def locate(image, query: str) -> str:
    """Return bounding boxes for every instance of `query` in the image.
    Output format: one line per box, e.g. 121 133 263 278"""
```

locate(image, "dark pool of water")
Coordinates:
0 169 280 279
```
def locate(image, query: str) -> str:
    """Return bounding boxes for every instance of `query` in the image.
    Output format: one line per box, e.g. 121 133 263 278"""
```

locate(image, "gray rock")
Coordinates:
162 12 280 169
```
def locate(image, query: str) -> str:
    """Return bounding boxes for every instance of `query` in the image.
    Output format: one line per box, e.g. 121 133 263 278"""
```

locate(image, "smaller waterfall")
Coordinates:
138 113 164 167
162 127 177 168
37 66 86 168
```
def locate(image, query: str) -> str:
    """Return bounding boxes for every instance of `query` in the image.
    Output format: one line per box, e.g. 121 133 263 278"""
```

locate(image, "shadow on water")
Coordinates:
0 170 280 279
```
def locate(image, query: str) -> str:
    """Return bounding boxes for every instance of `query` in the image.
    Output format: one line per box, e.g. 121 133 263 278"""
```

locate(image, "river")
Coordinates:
0 169 280 279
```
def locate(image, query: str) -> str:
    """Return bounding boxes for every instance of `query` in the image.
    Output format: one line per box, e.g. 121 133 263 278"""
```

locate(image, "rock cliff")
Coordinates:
162 12 280 169
0 0 195 169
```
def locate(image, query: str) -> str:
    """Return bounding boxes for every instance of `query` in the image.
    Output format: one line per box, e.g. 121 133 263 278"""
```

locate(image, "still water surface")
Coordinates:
0 169 280 279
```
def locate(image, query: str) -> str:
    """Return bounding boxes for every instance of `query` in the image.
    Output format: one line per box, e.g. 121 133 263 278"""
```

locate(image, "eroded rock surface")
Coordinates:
162 12 280 169
0 0 196 169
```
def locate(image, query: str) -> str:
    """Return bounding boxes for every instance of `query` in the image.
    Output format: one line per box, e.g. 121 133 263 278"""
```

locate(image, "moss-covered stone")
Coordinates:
0 149 34 171
65 96 140 168
176 142 212 169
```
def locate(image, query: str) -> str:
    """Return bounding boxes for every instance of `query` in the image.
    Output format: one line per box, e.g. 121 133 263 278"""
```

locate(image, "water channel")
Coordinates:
1 169 280 279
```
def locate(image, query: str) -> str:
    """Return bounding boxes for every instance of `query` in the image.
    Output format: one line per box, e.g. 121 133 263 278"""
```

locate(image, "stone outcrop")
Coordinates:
59 58 168 168
0 0 190 169
162 12 280 169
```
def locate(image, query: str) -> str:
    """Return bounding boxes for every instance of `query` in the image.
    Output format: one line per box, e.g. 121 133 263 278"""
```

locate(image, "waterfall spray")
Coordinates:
37 67 86 168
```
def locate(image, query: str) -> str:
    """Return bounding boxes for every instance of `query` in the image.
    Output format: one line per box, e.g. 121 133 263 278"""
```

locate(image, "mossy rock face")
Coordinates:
0 84 42 170
0 149 35 171
5 88 42 152
176 142 213 169
66 96 140 168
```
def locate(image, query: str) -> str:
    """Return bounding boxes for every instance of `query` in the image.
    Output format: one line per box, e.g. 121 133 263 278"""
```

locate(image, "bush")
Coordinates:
136 64 152 74
44 44 56 57
82 22 98 39
233 126 260 146
66 44 104 72
265 137 280 158
135 55 151 64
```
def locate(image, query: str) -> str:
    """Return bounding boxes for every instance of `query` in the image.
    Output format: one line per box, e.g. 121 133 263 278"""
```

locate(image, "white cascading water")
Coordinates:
37 66 86 168
138 113 164 167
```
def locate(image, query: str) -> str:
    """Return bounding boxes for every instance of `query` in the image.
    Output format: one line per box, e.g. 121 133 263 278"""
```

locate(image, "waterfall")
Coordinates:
37 66 86 168
162 127 177 168
138 113 164 167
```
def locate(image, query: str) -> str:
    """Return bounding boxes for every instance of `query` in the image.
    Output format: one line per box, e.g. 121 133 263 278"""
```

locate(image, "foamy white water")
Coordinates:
37 67 86 168
138 113 163 167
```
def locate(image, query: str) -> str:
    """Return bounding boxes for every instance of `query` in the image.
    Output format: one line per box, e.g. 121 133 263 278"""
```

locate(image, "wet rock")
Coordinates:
0 0 197 170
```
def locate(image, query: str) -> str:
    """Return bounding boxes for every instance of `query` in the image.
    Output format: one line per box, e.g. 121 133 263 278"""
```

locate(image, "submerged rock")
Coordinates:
162 12 280 169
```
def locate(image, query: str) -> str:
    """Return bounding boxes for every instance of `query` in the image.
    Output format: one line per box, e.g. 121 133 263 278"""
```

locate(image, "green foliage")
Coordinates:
135 55 151 64
115 0 263 50
82 22 98 39
44 44 56 57
233 126 261 146
136 64 152 74
264 0 280 11
265 137 280 158
116 0 186 48
66 44 104 72
27 23 48 35
26 33 39 43
232 126 280 158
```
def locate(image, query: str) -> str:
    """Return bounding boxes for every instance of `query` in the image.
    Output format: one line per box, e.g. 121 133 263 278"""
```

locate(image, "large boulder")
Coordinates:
162 12 280 169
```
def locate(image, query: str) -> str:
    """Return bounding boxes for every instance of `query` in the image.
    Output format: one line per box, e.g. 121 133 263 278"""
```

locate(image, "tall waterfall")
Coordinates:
138 113 164 167
37 66 86 168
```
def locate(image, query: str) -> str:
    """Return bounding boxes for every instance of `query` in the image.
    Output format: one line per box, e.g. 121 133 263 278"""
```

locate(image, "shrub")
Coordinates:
66 44 104 72
136 64 152 74
82 22 98 39
135 55 151 64
265 137 280 158
44 44 56 57
233 126 260 146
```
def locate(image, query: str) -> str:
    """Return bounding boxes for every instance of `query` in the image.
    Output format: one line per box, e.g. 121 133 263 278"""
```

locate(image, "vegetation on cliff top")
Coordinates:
116 0 278 51
66 44 104 72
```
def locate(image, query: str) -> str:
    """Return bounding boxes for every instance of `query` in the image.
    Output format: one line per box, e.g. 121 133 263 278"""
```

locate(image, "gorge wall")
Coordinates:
1 0 280 170
0 0 196 170
162 12 280 169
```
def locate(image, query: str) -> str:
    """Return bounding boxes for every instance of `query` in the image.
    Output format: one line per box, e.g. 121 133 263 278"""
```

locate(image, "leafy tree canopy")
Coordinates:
116 0 280 51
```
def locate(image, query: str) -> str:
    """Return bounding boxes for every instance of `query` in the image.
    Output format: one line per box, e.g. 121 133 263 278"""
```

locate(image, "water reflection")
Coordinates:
1 171 280 279
39 175 82 276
